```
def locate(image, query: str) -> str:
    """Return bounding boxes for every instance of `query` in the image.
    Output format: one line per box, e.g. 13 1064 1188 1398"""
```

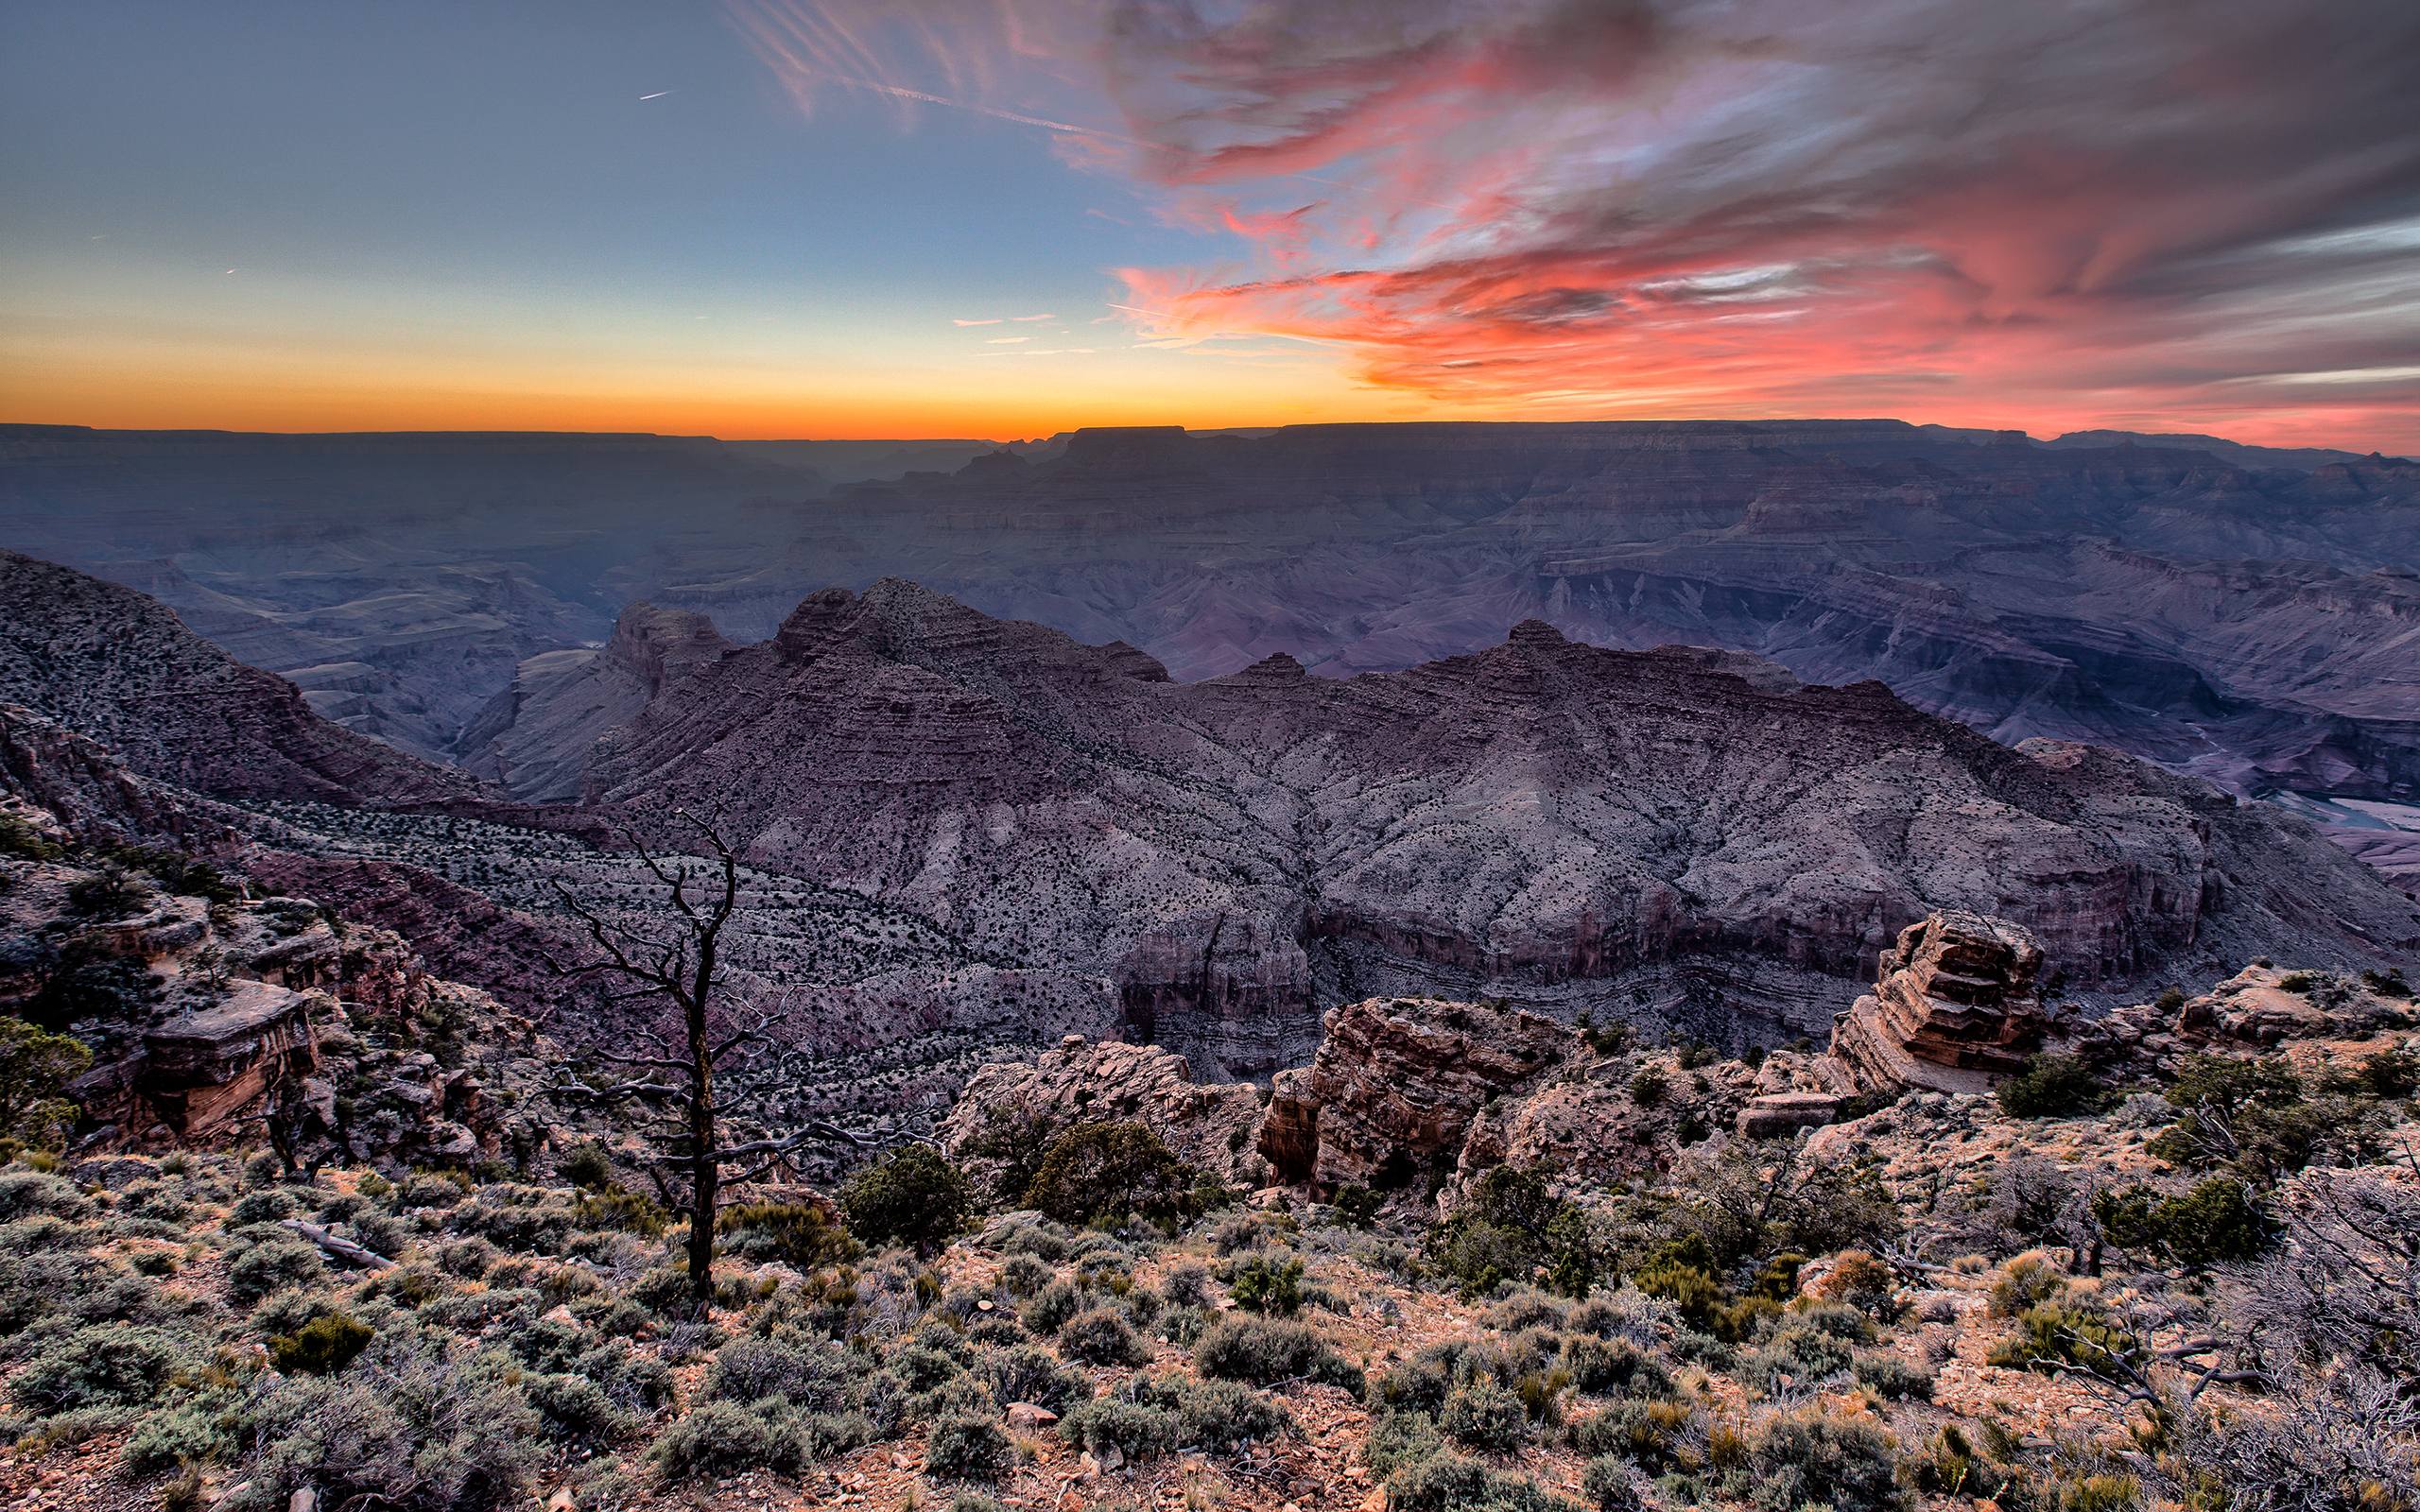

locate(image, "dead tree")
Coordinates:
545 810 828 1307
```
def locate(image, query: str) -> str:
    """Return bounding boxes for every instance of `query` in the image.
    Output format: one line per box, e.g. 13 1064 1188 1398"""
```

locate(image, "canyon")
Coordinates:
5 421 2414 877
6 548 2411 1097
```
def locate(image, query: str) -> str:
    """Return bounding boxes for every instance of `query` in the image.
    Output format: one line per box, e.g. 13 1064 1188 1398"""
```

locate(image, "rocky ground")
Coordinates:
5 783 2414 1511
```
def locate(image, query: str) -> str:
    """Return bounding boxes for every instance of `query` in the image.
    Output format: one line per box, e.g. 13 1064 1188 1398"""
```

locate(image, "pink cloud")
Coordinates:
735 0 2420 449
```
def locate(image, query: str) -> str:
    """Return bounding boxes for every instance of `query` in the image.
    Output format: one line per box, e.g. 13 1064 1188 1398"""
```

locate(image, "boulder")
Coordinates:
136 981 323 1133
1737 1091 1846 1140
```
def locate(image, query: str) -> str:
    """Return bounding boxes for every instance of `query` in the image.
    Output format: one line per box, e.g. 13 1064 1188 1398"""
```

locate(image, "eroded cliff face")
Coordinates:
0 551 476 807
460 602 732 800
581 581 2420 1068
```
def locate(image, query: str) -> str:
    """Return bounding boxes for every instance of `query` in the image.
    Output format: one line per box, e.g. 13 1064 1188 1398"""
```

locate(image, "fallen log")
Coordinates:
280 1217 396 1271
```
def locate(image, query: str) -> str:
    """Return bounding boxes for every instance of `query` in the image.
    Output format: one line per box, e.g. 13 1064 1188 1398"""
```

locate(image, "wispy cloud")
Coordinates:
735 0 2420 446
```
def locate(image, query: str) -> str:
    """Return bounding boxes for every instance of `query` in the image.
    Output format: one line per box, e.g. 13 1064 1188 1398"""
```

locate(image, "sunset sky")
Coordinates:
3 0 2415 449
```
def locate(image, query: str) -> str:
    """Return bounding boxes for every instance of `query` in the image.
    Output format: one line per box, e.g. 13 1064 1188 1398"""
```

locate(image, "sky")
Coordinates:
2 0 2416 449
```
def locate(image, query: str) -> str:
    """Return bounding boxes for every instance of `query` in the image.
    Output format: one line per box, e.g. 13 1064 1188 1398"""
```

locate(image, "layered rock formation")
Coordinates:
0 550 475 806
459 602 731 800
1259 998 1574 1193
1830 913 2053 1095
581 581 2420 1071
119 981 322 1135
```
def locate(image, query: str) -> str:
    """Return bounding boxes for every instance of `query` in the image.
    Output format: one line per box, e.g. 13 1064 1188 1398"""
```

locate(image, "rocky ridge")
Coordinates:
581 580 2420 1075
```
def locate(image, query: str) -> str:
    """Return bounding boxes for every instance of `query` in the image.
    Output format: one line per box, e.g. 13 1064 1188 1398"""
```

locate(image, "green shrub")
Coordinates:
981 1344 1092 1413
269 1313 373 1375
1023 1122 1195 1227
2091 1177 2274 1268
0 1015 91 1149
575 1188 667 1238
1442 1377 1529 1452
1225 1252 1305 1314
703 1335 865 1413
524 1371 634 1441
225 1235 325 1306
234 1356 538 1512
1560 1335 1669 1397
1193 1315 1359 1388
1852 1351 1933 1400
1058 1305 1147 1366
925 1411 1011 1482
649 1399 799 1475
1567 1399 1697 1473
841 1147 972 1256
2056 1472 2143 1511
1748 1406 1910 1512
559 1142 616 1190
1019 1278 1085 1335
1426 1166 1601 1300
1628 1067 1669 1107
1330 1184 1384 1229
1582 1456 1643 1512
1996 1054 2111 1119
1739 1325 1854 1397
1059 1395 1177 1462
1173 1377 1289 1452
1160 1261 1210 1308
1989 1299 2145 1383
719 1199 855 1266
119 1387 245 1477
14 1321 187 1414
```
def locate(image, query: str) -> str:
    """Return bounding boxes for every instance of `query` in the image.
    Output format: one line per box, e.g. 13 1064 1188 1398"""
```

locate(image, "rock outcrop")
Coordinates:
123 981 323 1134
1829 912 2052 1094
940 1034 1266 1190
1258 998 1574 1194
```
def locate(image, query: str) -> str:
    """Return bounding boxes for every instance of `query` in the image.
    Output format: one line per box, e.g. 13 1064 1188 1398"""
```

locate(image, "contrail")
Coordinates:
803 66 1139 146
639 91 672 101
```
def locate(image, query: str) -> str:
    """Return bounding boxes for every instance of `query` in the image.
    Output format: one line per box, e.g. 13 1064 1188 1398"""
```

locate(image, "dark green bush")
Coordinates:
1018 1278 1085 1336
2092 1177 2273 1268
1022 1122 1195 1228
841 1147 972 1256
1560 1335 1669 1397
0 1014 92 1149
1748 1406 1910 1512
1996 1054 2111 1119
719 1199 854 1265
1225 1252 1305 1314
269 1313 373 1375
